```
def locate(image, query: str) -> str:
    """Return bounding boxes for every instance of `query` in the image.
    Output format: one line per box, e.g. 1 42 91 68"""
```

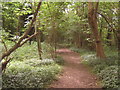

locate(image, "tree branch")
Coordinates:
97 12 116 32
1 39 8 52
17 0 42 44
0 1 42 61
20 33 38 46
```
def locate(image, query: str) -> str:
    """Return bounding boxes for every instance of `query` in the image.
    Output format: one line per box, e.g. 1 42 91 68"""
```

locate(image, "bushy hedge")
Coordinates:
2 59 61 88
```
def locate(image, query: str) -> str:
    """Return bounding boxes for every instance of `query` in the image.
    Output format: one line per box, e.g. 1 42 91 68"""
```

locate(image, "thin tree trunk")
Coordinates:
33 2 42 60
37 29 42 59
88 2 106 58
53 22 57 58
35 20 42 60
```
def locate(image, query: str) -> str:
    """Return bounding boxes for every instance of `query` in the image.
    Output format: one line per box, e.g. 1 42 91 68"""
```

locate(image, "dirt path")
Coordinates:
50 48 101 88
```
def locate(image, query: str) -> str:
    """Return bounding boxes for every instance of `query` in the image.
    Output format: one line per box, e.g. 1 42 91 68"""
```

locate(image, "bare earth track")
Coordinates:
50 48 101 88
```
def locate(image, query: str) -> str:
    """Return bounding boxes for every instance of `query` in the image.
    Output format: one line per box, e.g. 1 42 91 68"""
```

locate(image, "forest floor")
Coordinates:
50 48 102 88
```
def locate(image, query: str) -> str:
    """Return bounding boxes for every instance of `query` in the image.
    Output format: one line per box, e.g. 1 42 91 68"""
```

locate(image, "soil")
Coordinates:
50 48 102 88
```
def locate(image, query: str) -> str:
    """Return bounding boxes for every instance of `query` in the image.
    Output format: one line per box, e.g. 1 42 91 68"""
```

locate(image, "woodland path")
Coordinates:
50 48 101 88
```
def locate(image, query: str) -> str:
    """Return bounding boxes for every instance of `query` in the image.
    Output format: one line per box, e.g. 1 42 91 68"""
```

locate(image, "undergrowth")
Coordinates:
2 41 64 88
2 60 61 88
70 47 119 89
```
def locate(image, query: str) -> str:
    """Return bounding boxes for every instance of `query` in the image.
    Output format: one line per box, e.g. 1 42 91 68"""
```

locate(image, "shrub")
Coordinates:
58 43 71 48
70 47 94 55
82 56 118 68
93 64 108 74
40 59 54 65
41 43 54 58
104 57 118 66
12 42 39 61
2 60 61 88
98 66 119 88
12 42 57 61
2 41 63 88
25 58 55 67
70 47 85 54
81 54 96 61
81 55 107 68
54 55 64 65
78 47 118 89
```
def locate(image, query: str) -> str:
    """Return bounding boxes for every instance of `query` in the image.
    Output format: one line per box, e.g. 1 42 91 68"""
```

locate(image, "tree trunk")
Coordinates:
37 30 42 60
35 21 42 60
33 2 42 60
88 2 106 58
53 23 57 58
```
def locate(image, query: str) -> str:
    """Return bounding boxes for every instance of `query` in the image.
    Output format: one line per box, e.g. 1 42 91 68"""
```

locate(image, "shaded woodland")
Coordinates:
0 1 119 89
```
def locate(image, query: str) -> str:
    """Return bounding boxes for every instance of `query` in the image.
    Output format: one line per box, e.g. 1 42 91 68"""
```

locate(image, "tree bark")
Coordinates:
88 2 106 58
